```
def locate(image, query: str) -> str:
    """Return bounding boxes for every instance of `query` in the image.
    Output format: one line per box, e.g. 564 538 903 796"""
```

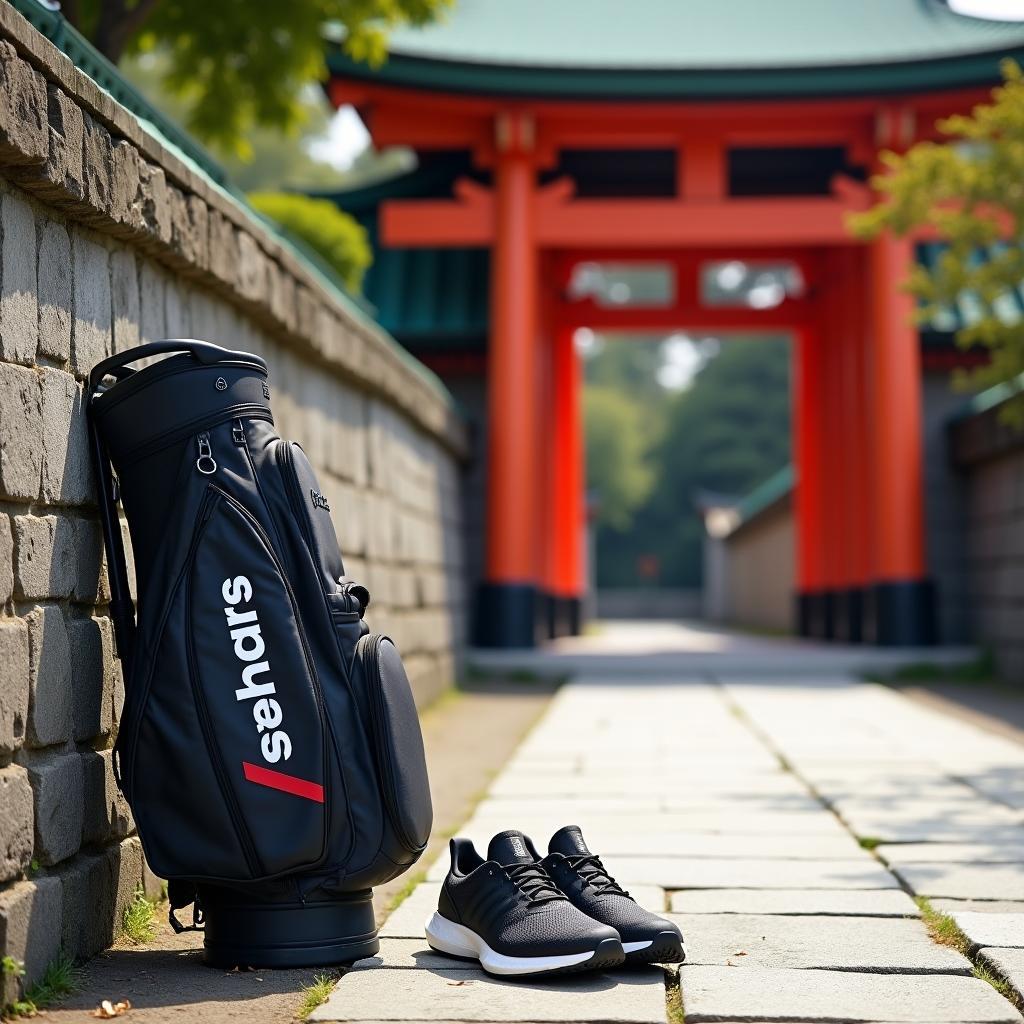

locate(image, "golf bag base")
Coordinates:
199 885 379 968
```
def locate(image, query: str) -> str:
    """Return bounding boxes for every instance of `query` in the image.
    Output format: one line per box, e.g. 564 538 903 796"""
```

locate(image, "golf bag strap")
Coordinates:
87 398 136 668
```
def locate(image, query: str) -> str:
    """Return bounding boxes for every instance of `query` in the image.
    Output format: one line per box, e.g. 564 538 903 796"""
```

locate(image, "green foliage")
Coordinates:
70 0 452 155
297 973 341 1020
121 888 157 944
249 192 372 292
3 953 78 1019
851 59 1024 425
585 386 656 532
593 338 791 588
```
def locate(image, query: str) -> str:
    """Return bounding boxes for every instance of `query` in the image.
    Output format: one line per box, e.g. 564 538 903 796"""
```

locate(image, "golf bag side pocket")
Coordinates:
349 633 432 881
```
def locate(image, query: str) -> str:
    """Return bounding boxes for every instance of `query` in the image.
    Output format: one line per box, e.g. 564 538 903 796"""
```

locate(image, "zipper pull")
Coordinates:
231 419 245 446
196 432 217 475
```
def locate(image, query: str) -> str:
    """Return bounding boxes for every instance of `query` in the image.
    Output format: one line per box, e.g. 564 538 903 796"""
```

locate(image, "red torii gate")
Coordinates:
327 33 1018 646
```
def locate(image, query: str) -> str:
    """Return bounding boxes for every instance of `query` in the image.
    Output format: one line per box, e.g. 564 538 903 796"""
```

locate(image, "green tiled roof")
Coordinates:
328 0 1024 98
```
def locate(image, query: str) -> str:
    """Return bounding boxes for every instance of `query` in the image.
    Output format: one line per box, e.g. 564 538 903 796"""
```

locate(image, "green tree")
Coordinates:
584 386 655 532
64 0 451 155
851 59 1024 423
592 338 791 588
249 192 372 292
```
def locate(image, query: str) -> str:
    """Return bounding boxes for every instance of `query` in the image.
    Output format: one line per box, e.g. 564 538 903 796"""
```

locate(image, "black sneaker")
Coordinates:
425 830 625 977
541 826 686 965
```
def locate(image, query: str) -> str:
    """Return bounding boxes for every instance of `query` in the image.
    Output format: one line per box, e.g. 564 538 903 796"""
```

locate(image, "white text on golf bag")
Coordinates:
222 575 292 763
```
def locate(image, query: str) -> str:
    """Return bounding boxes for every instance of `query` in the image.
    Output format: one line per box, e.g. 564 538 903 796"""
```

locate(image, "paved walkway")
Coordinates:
315 644 1024 1023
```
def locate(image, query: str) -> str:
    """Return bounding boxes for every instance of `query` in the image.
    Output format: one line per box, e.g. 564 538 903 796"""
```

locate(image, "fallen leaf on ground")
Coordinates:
92 998 131 1018
446 980 472 986
733 950 748 956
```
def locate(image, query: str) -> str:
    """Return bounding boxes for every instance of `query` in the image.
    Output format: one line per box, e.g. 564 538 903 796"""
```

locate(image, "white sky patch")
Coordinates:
946 0 1024 19
306 105 371 170
657 333 709 391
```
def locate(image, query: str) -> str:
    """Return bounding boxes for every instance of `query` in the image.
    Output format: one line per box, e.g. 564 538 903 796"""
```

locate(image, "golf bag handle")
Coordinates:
87 339 267 395
86 340 268 667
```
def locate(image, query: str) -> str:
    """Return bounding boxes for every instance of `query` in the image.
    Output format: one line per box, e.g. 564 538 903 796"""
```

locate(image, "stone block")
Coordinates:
25 605 72 748
81 748 132 845
0 764 33 883
37 220 72 362
71 517 103 601
54 850 106 957
668 887 919 916
979 947 1024 997
40 369 93 505
311 964 666 1023
0 877 61 1001
68 615 110 742
14 515 75 600
81 113 112 217
110 248 139 353
25 751 83 866
0 513 12 604
71 230 111 377
0 190 37 364
138 259 165 345
675 911 969 973
0 617 29 755
236 230 267 303
42 85 85 203
0 41 47 166
678 965 1023 1023
137 160 171 245
208 208 239 285
895 863 1024 901
108 139 140 232
953 912 1024 949
0 363 44 501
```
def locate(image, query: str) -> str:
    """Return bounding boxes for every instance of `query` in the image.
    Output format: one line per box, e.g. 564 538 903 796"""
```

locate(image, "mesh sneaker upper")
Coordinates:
543 826 683 946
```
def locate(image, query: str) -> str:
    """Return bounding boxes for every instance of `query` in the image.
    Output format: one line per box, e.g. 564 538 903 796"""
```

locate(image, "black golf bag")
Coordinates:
87 340 433 967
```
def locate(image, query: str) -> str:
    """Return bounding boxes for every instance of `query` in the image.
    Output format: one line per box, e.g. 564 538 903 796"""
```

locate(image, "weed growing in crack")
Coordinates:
297 972 341 1020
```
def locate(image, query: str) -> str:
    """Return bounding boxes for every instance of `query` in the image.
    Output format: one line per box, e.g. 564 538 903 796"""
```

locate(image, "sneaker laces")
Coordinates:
504 862 564 904
566 854 630 897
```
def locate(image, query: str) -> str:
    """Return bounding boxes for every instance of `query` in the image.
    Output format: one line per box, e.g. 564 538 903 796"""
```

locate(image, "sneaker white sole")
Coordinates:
424 912 602 977
622 940 653 953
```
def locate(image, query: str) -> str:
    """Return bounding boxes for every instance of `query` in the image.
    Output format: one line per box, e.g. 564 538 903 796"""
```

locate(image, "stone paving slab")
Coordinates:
556 831 865 859
671 912 971 973
351 940 477 971
950 913 1024 949
894 863 1024 901
461 808 855 840
979 948 1024 995
600 856 897 890
311 966 667 1022
669 887 920 916
678 965 1024 1022
935 900 1024 916
880 842 1024 865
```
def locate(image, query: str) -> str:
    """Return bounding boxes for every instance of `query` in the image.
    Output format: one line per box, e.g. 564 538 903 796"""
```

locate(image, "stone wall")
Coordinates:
0 5 467 1002
949 392 1024 683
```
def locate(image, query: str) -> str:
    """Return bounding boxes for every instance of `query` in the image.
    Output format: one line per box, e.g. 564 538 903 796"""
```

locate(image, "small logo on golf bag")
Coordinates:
310 489 330 512
215 377 228 391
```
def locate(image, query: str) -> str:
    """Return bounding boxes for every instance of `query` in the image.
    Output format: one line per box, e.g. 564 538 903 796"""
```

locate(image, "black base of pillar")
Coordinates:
473 583 537 648
832 587 866 644
874 579 937 646
798 590 835 640
546 595 583 639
